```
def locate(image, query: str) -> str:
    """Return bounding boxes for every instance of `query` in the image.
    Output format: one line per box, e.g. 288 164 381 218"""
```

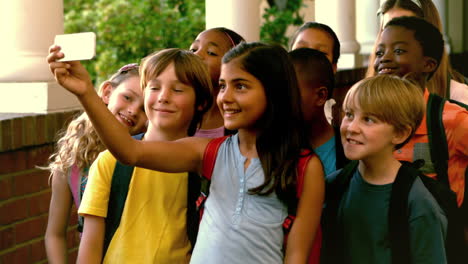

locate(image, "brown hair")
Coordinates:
366 0 465 98
140 48 213 136
343 74 425 149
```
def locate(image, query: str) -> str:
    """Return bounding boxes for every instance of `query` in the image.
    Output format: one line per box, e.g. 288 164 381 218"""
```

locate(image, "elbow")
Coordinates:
107 141 139 166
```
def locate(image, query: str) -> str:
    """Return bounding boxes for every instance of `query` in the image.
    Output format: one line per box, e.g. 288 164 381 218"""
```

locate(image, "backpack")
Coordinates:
322 160 466 264
426 93 468 220
197 136 322 263
102 133 200 255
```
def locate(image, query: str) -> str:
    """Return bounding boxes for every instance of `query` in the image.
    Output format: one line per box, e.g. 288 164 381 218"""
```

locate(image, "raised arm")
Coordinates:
284 155 325 264
47 45 208 173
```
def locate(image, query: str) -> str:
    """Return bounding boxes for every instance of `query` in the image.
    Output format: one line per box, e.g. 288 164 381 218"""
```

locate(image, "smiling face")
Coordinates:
374 25 431 77
340 100 400 162
217 59 267 132
189 29 233 88
103 76 147 135
144 63 196 136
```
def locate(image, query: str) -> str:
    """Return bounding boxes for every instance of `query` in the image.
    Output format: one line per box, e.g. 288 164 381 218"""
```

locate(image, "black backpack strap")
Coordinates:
391 162 467 264
103 133 144 256
388 162 419 264
186 172 201 250
333 125 349 169
321 160 358 264
426 94 449 186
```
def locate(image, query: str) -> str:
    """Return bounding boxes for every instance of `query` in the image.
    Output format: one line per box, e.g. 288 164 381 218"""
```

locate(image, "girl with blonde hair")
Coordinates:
44 63 146 263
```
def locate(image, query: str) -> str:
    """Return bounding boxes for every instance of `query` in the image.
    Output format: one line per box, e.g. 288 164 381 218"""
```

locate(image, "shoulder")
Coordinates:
303 154 325 186
441 97 468 125
440 99 468 146
94 150 116 163
88 150 117 183
408 177 446 221
449 79 468 105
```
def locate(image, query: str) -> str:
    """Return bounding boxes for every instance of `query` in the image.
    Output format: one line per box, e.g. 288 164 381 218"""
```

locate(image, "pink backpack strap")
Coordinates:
68 164 81 208
202 136 230 180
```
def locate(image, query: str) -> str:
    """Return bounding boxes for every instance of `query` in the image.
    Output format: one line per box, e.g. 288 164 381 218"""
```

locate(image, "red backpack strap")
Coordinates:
202 136 229 180
283 149 313 231
296 149 313 197
283 150 322 264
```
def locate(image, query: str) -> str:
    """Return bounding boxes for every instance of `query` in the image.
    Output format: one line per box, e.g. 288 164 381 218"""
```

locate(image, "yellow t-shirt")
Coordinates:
79 150 191 263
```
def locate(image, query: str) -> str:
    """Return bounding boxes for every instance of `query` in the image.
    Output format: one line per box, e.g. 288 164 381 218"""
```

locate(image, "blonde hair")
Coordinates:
140 48 213 136
45 64 140 180
343 75 425 149
366 0 465 98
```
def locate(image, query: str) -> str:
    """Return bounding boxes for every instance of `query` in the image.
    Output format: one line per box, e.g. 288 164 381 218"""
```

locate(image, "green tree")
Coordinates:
64 0 205 84
260 0 304 47
63 0 303 82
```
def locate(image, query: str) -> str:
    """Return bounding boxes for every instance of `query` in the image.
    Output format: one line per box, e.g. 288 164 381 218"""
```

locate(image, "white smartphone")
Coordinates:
54 32 96 62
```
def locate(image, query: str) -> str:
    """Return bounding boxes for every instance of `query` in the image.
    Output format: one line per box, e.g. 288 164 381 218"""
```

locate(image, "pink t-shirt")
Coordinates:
194 126 225 138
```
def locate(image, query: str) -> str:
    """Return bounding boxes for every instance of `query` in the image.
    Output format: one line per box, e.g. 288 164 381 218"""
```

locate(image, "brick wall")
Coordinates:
0 110 80 264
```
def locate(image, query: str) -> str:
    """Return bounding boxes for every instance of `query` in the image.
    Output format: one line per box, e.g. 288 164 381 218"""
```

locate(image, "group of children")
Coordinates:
45 0 467 263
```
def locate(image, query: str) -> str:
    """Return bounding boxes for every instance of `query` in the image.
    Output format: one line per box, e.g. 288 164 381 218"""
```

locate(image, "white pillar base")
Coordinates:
0 82 81 113
337 53 364 70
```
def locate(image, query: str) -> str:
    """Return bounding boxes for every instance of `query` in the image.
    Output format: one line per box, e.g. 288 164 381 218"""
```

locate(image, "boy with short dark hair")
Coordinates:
289 48 348 176
374 15 468 212
289 48 347 175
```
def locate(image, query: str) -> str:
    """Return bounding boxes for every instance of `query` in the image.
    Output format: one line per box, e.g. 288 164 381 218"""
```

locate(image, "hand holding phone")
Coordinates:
54 32 96 62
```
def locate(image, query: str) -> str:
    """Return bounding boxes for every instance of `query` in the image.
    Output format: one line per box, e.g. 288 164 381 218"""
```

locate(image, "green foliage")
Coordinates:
64 0 205 84
63 0 303 83
260 0 304 47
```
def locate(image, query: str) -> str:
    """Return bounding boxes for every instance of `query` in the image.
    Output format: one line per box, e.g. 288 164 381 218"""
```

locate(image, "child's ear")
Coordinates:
392 125 412 146
422 56 438 75
316 86 329 106
99 81 113 105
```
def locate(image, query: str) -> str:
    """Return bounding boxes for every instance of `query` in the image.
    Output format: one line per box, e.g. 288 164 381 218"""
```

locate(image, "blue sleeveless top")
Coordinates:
190 134 287 264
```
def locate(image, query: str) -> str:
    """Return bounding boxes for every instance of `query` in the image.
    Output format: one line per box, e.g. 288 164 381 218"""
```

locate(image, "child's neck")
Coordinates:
237 129 258 158
238 129 258 172
358 153 401 185
143 125 188 141
307 111 334 148
200 103 224 130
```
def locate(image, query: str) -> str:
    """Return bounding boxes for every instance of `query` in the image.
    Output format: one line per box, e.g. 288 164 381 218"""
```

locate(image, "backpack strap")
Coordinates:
196 136 230 219
388 162 418 264
186 172 201 249
202 136 230 180
389 161 467 264
333 125 349 170
103 133 144 256
282 150 313 231
426 93 449 186
321 160 359 264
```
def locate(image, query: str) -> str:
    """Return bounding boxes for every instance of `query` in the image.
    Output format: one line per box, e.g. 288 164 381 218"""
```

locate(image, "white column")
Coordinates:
432 0 451 53
206 0 262 42
315 0 361 69
447 0 463 53
0 0 80 113
356 0 379 55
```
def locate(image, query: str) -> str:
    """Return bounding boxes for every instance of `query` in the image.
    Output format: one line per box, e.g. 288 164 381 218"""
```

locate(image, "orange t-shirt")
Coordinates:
394 89 468 206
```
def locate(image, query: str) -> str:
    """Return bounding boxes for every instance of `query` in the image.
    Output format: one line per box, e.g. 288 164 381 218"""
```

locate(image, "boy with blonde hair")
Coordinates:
321 75 448 264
